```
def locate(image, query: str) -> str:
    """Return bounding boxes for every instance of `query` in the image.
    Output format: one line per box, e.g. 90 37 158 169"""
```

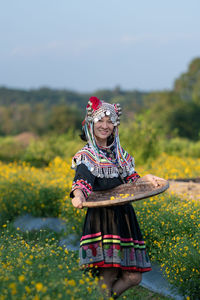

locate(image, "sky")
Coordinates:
0 0 200 93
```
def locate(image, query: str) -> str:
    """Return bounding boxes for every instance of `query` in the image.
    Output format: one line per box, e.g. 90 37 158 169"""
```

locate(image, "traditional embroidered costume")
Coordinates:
70 97 151 273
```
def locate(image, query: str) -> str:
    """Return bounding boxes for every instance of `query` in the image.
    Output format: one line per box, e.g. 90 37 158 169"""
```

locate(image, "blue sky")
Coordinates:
0 0 200 92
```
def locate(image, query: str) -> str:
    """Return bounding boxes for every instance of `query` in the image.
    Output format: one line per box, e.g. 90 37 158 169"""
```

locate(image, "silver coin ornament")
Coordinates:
85 100 122 126
94 117 99 123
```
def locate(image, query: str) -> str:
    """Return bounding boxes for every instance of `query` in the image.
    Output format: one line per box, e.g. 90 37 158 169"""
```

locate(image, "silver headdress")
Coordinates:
85 97 122 126
82 97 128 168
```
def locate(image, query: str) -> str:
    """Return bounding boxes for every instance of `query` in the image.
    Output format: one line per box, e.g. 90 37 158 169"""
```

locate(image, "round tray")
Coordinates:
83 176 169 208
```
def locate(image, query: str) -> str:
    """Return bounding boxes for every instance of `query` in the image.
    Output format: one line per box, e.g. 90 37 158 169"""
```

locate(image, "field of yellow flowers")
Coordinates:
0 154 200 299
0 226 100 300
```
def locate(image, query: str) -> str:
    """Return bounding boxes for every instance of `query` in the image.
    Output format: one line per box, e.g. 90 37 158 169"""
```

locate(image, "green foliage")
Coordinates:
142 92 180 137
142 90 200 140
174 57 200 102
0 226 101 299
48 105 82 134
22 133 83 166
0 133 84 166
0 86 88 108
134 195 200 299
1 56 200 141
1 56 200 157
0 225 170 300
120 117 161 165
160 137 200 158
0 176 64 224
0 87 147 136
169 100 200 140
0 102 82 136
0 160 199 298
94 87 147 121
0 103 49 135
137 57 200 140
0 136 26 162
0 132 200 168
162 233 200 298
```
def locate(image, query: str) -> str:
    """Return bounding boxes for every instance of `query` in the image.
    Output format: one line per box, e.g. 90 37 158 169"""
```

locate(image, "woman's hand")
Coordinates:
140 174 161 187
72 189 86 209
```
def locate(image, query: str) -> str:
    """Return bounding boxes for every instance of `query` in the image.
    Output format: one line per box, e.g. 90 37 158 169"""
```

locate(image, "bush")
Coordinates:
0 225 170 300
0 158 74 224
137 152 200 179
119 118 161 165
0 157 199 298
160 137 200 158
0 137 26 162
0 133 83 167
134 194 200 299
0 225 101 299
22 133 83 167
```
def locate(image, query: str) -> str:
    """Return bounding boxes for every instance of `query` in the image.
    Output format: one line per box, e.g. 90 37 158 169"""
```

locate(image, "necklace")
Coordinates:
96 140 115 151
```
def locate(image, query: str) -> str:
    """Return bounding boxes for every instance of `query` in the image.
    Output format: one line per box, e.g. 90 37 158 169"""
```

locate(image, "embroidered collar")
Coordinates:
72 144 135 178
97 141 115 151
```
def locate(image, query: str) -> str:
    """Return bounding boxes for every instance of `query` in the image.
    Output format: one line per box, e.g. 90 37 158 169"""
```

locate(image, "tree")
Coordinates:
48 105 82 134
174 57 200 102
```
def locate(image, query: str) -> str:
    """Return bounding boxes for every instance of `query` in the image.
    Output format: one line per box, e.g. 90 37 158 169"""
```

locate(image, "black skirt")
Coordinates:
79 203 151 272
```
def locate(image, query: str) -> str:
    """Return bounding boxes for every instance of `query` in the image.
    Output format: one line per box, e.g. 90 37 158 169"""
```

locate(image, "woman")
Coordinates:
70 96 159 298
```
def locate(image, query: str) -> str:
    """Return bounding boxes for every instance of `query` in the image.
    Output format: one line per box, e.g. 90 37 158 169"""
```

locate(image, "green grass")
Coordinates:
0 156 199 299
122 285 172 300
0 224 172 300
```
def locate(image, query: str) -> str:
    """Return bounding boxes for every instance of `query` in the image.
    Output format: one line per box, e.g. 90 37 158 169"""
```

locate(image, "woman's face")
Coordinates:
93 116 114 145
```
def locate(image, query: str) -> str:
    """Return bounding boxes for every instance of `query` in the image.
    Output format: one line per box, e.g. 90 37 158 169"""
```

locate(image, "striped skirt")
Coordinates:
79 204 151 272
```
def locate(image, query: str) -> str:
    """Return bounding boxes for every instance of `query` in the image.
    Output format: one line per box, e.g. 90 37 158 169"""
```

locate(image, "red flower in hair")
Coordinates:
87 96 102 111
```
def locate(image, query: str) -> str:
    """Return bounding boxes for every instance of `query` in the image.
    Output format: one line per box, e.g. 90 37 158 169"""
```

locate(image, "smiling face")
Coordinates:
93 116 114 146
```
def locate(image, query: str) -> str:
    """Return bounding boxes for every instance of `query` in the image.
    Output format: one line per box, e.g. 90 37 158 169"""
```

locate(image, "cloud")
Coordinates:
120 33 199 46
8 32 200 60
9 37 118 59
9 39 98 58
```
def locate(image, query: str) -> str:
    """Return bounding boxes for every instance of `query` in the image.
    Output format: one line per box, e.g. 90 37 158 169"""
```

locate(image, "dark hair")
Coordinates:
80 129 87 141
80 128 114 145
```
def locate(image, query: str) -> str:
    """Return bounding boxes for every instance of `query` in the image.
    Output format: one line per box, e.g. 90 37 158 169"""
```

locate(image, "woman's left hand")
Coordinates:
140 174 161 187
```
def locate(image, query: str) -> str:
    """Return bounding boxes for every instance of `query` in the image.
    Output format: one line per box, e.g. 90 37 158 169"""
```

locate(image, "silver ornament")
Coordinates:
88 117 93 122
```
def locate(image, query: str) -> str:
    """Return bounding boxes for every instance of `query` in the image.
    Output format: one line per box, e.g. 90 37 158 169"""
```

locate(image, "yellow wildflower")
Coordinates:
68 279 76 286
35 282 43 292
18 275 25 282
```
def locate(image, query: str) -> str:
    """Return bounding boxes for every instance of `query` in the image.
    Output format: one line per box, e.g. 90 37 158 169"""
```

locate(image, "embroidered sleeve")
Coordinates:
70 164 95 199
122 149 140 183
124 171 140 183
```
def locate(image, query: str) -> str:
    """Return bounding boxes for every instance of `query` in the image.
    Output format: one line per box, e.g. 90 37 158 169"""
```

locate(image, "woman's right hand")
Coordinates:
72 189 86 209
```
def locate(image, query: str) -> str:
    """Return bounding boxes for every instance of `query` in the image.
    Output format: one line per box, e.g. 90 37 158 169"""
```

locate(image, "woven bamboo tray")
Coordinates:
83 176 169 208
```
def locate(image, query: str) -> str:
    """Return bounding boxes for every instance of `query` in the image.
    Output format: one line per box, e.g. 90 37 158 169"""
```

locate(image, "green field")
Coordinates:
0 155 199 299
